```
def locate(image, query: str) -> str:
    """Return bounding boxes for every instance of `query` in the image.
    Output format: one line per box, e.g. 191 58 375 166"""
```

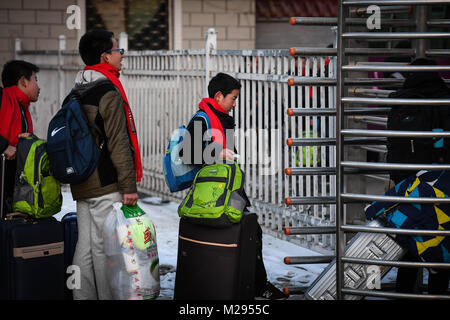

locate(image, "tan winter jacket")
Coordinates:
70 70 137 200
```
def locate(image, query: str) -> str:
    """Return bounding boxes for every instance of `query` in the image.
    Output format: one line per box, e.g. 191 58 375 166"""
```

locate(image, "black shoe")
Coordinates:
256 282 288 300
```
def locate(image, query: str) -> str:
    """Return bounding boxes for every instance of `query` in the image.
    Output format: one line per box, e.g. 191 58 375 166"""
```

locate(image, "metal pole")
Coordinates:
57 35 66 108
205 28 217 97
335 0 345 300
416 6 428 58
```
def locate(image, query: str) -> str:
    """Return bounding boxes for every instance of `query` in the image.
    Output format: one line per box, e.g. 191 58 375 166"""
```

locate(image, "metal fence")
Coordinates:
15 30 337 254
284 0 450 300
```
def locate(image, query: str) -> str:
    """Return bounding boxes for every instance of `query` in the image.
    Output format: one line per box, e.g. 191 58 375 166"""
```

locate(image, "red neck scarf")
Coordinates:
198 98 227 149
84 63 143 182
0 86 33 146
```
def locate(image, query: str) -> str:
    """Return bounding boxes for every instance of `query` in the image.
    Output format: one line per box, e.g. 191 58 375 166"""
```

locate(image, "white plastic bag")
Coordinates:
103 202 160 300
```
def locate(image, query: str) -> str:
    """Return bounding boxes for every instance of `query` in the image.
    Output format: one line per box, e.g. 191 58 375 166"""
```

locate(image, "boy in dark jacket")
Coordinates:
0 60 40 215
387 58 450 295
181 72 286 299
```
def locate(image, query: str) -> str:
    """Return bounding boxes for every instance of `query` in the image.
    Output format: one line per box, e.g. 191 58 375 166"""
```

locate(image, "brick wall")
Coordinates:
182 0 255 50
0 0 78 67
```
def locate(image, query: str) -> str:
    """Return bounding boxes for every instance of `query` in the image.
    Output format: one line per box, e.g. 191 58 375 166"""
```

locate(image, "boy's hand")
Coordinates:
219 148 237 161
3 145 17 160
123 193 139 206
18 133 31 138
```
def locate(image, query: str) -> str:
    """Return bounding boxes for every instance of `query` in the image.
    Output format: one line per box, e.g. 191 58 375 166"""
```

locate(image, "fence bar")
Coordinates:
283 286 308 296
287 107 391 116
289 17 337 26
286 167 336 176
288 77 337 86
342 193 450 205
287 138 336 146
285 196 336 205
345 48 415 56
342 257 450 269
287 137 386 146
341 288 450 300
284 255 335 264
350 88 393 97
342 129 450 138
289 47 337 56
286 167 392 176
342 97 450 105
341 161 450 171
343 64 450 72
349 116 387 126
344 0 450 5
428 19 450 27
284 226 336 235
343 32 450 39
346 17 415 27
287 77 444 87
426 49 450 56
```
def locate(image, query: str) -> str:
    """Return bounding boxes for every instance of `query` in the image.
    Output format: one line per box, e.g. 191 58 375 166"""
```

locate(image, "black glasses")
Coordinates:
105 48 125 55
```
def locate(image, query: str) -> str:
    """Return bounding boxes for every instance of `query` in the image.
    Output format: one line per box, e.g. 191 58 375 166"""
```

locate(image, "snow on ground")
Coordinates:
54 192 330 299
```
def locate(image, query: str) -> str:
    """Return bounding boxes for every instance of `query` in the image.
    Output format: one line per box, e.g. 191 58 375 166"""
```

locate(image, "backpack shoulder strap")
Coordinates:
191 111 212 143
192 111 211 129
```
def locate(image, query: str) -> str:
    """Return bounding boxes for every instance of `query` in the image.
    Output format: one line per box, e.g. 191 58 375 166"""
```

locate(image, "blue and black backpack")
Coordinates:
163 112 211 192
47 87 106 184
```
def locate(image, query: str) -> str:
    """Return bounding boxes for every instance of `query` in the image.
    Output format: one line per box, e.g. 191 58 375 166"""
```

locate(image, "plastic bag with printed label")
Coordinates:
103 202 160 300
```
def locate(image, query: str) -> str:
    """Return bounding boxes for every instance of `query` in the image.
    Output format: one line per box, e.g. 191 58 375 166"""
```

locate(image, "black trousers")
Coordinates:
396 251 450 295
254 222 268 294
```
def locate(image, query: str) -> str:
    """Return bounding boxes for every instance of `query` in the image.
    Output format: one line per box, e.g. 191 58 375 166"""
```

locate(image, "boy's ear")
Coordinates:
17 75 27 89
213 91 223 102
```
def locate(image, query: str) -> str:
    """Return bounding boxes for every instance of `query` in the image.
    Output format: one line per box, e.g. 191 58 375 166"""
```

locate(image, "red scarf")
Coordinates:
84 63 143 183
198 98 227 149
0 86 33 146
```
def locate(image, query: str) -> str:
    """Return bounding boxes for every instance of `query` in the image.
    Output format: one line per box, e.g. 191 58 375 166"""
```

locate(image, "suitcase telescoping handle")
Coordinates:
0 153 5 220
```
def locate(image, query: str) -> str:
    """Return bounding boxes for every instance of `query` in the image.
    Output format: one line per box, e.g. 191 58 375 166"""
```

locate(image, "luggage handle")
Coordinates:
5 212 33 221
13 241 64 259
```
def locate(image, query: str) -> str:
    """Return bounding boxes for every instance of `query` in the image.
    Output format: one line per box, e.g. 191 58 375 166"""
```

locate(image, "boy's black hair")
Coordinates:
2 60 39 87
208 72 241 98
79 29 114 66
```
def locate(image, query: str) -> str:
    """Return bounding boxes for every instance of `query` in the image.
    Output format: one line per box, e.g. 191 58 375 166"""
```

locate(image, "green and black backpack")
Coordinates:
178 162 248 227
12 135 62 218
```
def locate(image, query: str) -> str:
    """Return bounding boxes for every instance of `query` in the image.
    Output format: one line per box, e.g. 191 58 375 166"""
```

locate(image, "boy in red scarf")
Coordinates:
71 30 142 300
0 60 40 215
180 73 287 299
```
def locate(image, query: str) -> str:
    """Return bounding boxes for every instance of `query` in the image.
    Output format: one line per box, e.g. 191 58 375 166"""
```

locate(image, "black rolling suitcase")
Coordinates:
174 213 258 300
0 154 65 300
61 211 78 300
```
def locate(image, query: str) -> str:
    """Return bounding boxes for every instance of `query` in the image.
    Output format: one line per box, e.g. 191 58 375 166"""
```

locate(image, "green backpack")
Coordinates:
178 162 248 227
12 136 62 218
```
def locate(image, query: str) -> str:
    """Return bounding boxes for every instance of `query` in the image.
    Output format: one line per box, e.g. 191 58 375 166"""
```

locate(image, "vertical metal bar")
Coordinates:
283 56 290 226
277 56 283 211
416 6 428 58
270 56 276 209
336 0 345 301
251 55 257 200
264 56 270 224
245 56 251 197
258 56 263 202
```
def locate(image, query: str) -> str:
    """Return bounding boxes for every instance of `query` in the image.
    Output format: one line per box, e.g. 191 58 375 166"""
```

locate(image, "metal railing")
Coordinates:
284 0 450 300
